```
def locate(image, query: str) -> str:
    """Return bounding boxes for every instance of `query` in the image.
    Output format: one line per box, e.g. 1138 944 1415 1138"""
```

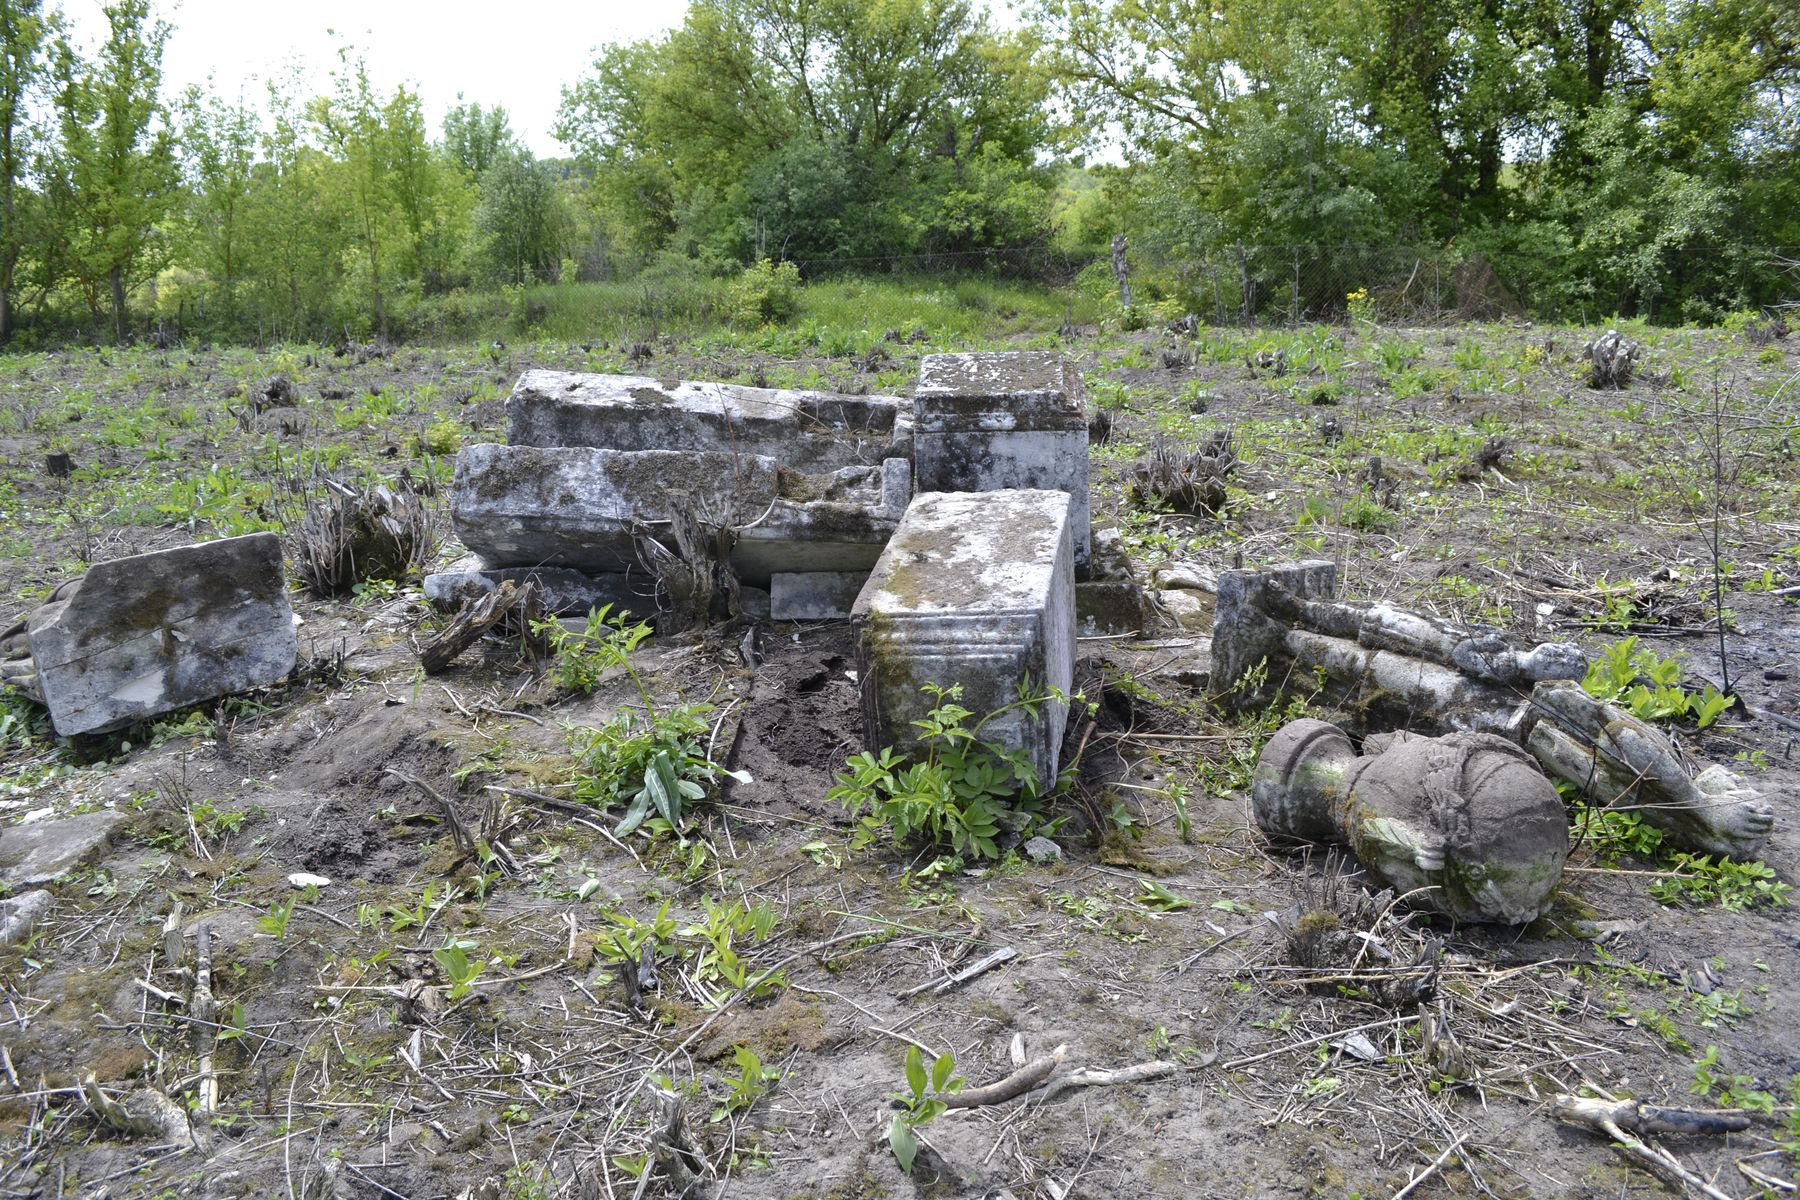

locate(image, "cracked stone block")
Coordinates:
0 812 125 886
1075 527 1149 635
852 489 1075 787
26 534 297 737
770 571 869 621
505 370 913 470
914 352 1090 565
449 445 910 586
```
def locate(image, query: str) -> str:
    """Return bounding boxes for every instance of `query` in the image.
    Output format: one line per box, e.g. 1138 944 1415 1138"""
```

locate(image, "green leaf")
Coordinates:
930 1051 956 1092
888 1113 918 1174
614 792 652 836
904 1045 927 1100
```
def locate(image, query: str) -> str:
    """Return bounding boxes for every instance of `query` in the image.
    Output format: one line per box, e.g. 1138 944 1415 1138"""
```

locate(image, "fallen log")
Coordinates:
418 579 531 674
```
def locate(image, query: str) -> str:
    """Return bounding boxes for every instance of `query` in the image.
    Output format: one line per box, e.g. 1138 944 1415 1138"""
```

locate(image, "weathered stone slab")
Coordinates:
0 889 52 945
424 556 653 619
451 445 909 585
770 571 869 621
914 352 1090 565
505 370 913 470
852 489 1075 787
0 812 124 886
26 534 297 737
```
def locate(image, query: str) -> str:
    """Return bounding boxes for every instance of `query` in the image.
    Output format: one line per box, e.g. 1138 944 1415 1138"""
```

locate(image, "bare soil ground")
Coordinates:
1 315 1798 1200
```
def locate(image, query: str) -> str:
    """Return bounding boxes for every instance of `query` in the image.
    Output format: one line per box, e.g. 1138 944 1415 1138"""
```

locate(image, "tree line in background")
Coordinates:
0 0 1796 347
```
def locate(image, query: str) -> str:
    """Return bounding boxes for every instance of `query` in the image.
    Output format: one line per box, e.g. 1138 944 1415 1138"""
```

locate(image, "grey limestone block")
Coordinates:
26 533 297 737
770 571 870 621
450 444 909 586
914 352 1090 565
504 370 913 470
0 812 126 886
852 489 1076 788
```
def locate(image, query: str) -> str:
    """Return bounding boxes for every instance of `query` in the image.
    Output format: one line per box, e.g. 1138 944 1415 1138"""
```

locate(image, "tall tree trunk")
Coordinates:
0 284 11 344
110 264 127 344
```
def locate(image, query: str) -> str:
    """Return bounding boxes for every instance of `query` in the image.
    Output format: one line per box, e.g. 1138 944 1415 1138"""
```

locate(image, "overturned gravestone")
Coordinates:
915 352 1091 566
448 445 910 587
1254 718 1569 924
853 490 1075 787
506 371 913 470
26 534 297 737
1216 559 1777 858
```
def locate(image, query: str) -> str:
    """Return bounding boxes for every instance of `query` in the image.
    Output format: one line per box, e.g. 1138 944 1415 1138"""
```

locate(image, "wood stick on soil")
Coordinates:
1552 1094 1740 1200
1390 1134 1468 1200
942 1045 1068 1109
897 946 1018 999
190 925 219 1117
385 768 472 851
418 579 527 675
1032 1057 1183 1106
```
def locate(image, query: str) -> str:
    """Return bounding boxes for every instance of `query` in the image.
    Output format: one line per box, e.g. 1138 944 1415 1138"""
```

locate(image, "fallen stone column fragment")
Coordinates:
25 533 297 737
1253 718 1570 923
853 489 1076 788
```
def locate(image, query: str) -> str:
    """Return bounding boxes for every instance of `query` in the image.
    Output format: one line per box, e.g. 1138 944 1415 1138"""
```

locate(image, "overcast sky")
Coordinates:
60 0 695 156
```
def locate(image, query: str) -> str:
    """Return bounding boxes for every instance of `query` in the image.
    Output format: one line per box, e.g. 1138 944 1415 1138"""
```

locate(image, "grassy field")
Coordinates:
1 276 1798 1199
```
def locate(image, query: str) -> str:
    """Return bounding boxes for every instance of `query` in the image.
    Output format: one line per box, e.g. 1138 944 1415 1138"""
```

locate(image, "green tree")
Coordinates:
0 0 55 343
177 81 259 312
472 146 565 285
43 0 177 342
442 97 515 178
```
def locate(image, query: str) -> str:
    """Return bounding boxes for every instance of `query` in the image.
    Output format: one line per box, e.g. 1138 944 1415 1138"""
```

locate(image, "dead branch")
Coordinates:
897 946 1018 999
943 1044 1068 1109
190 925 218 1117
384 768 472 852
419 579 530 674
1032 1057 1182 1106
1552 1094 1742 1200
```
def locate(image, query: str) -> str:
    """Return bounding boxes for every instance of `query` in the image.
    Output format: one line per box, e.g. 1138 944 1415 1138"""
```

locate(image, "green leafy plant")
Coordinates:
569 702 721 836
538 604 650 697
888 1045 963 1174
1137 880 1193 911
713 1045 781 1121
1650 854 1791 910
829 683 1045 860
1691 1044 1777 1113
256 896 294 939
433 942 486 1000
1582 636 1735 727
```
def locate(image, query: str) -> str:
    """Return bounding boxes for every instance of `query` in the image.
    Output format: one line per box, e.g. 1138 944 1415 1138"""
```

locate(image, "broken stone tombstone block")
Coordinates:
770 571 870 621
424 556 653 619
449 445 910 587
852 489 1076 789
1523 680 1776 860
0 811 125 886
914 352 1091 565
26 533 298 738
1253 718 1569 924
0 888 52 946
1075 527 1149 635
504 370 914 470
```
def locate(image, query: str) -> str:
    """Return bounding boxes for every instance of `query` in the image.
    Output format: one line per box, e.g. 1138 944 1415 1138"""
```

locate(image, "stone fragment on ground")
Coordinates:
0 811 125 887
450 446 910 585
0 888 52 945
424 557 654 619
25 533 297 737
853 488 1076 787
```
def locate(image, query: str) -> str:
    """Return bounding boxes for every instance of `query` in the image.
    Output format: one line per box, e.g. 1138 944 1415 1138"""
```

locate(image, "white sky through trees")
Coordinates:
60 0 694 156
